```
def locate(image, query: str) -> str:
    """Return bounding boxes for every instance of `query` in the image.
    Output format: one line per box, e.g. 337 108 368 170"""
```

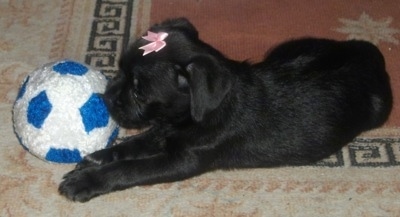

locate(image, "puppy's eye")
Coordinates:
174 64 182 70
131 89 145 102
178 74 189 90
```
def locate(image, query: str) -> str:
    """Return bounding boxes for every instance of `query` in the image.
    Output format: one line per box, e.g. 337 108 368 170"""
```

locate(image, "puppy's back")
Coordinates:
262 38 392 131
247 38 393 164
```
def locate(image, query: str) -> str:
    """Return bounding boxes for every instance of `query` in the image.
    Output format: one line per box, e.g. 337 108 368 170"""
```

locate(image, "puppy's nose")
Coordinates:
102 95 113 108
99 93 110 106
103 95 123 108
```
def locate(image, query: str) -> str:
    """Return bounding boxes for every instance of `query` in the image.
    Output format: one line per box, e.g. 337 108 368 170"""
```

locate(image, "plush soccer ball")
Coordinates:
13 60 119 163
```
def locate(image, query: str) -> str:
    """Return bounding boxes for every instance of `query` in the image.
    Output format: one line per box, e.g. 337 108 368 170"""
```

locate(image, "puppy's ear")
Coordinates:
153 18 198 39
185 55 233 122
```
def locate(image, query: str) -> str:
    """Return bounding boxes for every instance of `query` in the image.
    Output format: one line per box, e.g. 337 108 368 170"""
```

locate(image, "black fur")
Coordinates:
59 18 392 202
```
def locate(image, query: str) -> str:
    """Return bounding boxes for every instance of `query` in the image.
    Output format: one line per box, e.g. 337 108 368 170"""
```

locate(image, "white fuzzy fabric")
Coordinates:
13 60 118 163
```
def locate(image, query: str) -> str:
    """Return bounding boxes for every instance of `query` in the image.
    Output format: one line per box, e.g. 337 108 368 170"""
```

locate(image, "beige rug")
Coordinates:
1 0 400 216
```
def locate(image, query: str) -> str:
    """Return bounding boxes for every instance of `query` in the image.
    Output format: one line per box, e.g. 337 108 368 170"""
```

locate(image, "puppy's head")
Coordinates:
104 18 234 129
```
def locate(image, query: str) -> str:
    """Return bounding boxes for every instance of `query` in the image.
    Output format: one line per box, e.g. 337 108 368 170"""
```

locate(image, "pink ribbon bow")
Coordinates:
139 31 169 56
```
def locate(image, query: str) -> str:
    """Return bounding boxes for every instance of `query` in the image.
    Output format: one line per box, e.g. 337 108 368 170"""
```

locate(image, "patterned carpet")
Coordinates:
1 0 399 216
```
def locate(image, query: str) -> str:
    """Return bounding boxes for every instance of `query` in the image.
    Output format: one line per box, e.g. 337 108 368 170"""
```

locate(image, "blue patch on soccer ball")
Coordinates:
27 91 52 129
79 93 109 133
16 76 29 100
45 148 82 163
52 60 88 76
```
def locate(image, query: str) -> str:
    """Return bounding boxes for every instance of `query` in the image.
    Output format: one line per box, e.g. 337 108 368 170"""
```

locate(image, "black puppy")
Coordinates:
59 18 392 202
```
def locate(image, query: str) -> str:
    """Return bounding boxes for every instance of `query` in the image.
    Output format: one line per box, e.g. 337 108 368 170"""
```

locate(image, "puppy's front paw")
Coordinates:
59 168 105 202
